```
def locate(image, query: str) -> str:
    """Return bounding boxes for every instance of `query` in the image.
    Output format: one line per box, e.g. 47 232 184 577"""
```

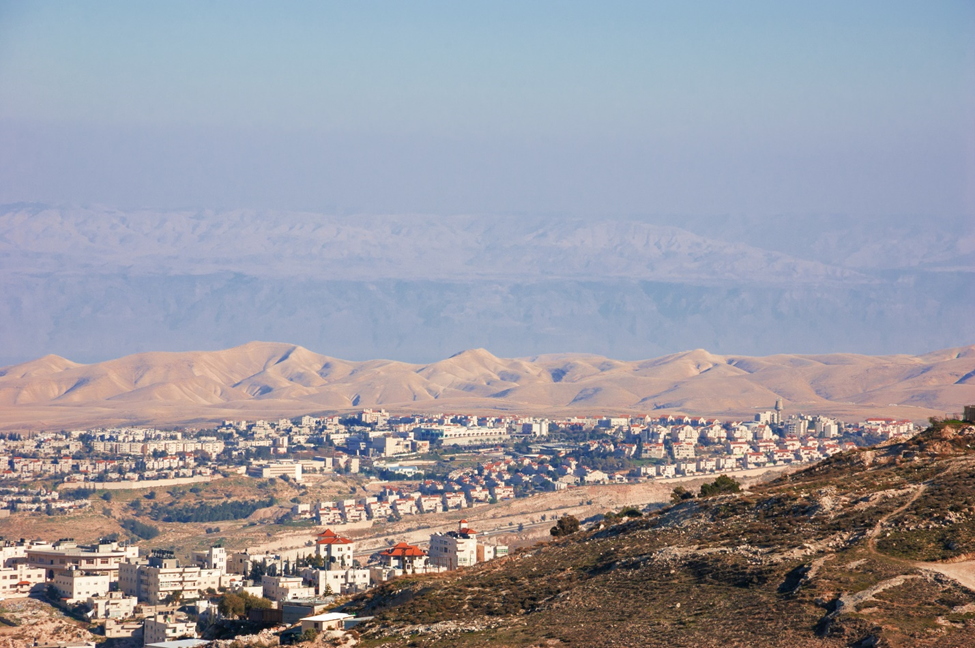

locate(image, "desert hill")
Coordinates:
345 421 975 647
0 342 973 430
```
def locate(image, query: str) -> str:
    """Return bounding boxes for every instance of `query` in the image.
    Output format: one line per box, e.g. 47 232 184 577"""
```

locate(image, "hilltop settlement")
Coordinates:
0 403 954 647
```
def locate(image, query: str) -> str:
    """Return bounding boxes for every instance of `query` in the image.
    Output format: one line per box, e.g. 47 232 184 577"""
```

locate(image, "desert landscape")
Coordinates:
1 341 973 430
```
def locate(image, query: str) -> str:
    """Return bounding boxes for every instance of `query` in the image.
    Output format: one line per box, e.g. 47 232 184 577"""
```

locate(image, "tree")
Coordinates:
218 592 245 618
699 475 741 498
249 562 267 581
550 515 580 537
299 628 319 643
218 591 272 618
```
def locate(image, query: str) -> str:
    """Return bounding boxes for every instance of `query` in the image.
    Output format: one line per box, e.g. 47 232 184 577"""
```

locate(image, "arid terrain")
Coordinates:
345 421 975 647
1 342 973 430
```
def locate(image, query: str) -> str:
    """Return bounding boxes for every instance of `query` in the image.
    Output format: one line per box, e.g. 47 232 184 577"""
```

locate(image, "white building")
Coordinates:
429 521 478 570
262 575 314 602
143 613 198 645
0 562 44 597
314 529 355 569
247 461 302 481
53 568 111 601
191 547 227 573
87 591 138 619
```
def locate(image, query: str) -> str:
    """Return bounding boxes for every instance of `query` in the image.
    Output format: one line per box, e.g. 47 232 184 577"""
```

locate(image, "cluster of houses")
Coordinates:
0 486 91 514
0 517 507 646
0 407 920 519
292 479 514 525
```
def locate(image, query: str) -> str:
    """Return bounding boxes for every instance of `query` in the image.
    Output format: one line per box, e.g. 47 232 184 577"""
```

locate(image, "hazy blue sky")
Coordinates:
1 1 973 216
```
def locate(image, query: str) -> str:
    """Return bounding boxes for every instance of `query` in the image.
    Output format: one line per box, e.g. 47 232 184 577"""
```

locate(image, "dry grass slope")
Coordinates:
344 422 975 647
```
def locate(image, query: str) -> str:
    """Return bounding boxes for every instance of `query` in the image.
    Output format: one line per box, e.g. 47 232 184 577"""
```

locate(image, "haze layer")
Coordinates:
1 206 972 367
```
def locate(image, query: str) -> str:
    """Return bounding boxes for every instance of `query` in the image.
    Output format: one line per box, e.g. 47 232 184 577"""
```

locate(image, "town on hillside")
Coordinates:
0 402 943 646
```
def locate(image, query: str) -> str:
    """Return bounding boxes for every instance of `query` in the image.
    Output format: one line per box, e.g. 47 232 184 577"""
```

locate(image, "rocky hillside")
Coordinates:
345 421 975 647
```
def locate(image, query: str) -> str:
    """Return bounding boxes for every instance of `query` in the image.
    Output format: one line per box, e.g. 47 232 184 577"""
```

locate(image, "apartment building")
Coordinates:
191 547 227 573
476 543 509 562
86 591 138 619
303 566 371 596
0 562 44 596
27 541 136 580
53 567 111 601
119 552 221 605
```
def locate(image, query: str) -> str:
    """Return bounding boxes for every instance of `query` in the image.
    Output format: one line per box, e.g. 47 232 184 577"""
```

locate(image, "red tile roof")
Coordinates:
380 542 426 558
316 528 353 545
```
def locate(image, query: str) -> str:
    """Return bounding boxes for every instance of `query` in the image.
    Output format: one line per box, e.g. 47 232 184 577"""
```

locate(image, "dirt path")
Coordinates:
859 473 975 594
917 561 975 591
865 483 927 554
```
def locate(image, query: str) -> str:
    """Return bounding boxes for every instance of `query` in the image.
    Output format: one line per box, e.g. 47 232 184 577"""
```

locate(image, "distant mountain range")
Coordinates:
1 342 972 430
0 205 972 367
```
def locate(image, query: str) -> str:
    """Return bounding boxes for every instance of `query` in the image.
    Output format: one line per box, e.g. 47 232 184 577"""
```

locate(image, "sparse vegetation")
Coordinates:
345 423 975 648
120 517 160 540
151 496 275 523
549 514 580 537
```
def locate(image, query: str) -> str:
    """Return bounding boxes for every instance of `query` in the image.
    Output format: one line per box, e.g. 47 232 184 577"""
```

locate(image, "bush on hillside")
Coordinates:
550 515 581 537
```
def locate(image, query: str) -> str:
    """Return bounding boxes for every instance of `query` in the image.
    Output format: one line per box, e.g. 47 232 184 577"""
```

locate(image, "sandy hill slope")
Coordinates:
0 342 973 430
345 421 975 647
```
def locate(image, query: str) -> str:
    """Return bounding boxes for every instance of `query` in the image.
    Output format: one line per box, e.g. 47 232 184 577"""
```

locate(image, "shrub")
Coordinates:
121 518 160 540
550 515 580 537
671 486 695 504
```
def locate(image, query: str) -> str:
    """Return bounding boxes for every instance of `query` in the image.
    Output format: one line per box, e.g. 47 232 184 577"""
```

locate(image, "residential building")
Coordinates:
262 575 314 602
299 612 353 634
119 552 221 605
378 543 428 572
53 567 111 601
191 547 226 573
143 613 198 645
27 541 135 581
476 544 508 562
315 529 355 570
429 521 478 570
0 562 44 596
86 591 138 619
